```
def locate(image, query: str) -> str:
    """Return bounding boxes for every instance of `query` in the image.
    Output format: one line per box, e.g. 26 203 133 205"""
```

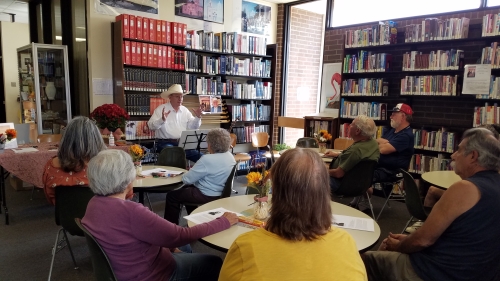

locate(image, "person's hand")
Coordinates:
162 108 171 121
388 232 407 240
191 106 203 118
221 212 238 225
385 232 406 251
378 238 389 251
324 151 340 158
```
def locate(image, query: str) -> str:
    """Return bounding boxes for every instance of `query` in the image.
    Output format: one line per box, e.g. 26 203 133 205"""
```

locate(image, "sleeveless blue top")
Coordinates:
410 170 500 281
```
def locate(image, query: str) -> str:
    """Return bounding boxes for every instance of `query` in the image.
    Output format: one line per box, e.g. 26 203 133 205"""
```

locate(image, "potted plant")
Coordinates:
129 144 145 176
247 164 272 219
314 130 333 153
273 143 290 154
90 104 129 141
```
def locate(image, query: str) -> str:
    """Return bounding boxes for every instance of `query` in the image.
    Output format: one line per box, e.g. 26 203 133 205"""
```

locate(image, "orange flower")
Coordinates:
5 129 16 139
129 144 144 162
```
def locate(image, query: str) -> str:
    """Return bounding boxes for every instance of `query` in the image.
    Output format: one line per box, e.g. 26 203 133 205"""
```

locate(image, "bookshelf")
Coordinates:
303 116 338 149
338 19 500 175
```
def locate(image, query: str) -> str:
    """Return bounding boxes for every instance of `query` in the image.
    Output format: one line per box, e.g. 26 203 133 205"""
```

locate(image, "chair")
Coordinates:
333 138 354 150
296 137 319 148
251 132 272 167
400 170 432 234
75 218 118 281
333 160 378 219
48 185 94 280
38 134 62 143
374 174 405 221
230 133 251 181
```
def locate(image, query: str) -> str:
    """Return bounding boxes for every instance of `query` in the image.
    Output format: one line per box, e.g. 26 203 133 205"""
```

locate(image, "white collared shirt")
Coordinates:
147 103 201 139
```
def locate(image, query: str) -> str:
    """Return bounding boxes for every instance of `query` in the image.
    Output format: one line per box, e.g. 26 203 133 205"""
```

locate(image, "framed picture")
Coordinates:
96 0 158 15
19 53 31 73
198 95 211 113
319 63 342 113
175 0 204 20
204 0 224 24
241 1 271 36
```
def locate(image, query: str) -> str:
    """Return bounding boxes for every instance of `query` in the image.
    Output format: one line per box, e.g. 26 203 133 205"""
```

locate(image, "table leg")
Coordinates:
1 166 9 225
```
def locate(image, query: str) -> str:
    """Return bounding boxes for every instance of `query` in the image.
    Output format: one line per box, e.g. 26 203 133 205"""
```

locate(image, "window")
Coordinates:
331 0 481 27
488 0 500 6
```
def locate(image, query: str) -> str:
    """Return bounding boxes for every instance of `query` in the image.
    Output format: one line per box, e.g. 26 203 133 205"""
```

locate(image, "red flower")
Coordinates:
90 104 129 130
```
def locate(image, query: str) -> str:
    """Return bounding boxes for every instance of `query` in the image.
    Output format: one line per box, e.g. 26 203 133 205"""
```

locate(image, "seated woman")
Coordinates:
164 128 236 224
42 116 106 205
82 149 238 281
219 148 367 280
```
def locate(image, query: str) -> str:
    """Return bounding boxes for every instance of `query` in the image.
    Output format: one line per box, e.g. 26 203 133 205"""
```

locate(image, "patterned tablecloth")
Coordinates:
0 143 129 188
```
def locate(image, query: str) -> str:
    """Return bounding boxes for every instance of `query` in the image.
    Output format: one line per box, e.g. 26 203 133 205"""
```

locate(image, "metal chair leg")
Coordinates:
48 228 63 280
376 189 394 221
366 194 376 220
30 186 36 200
401 216 414 234
62 230 78 270
145 193 154 211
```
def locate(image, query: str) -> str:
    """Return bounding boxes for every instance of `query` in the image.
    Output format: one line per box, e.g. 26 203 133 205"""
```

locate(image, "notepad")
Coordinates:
332 215 375 232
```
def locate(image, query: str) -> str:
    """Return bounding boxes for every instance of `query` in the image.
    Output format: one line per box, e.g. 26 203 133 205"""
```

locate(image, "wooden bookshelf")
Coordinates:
303 116 338 149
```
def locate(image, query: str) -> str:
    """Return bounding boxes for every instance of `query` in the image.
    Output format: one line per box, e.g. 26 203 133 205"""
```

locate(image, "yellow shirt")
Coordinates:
219 227 367 281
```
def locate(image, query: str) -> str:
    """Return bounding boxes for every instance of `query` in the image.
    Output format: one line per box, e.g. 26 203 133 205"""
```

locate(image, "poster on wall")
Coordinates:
95 0 159 15
241 1 271 36
175 0 204 20
204 0 224 24
319 63 342 113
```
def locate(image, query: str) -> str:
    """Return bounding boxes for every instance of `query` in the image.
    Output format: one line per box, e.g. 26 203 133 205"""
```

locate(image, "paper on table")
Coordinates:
332 215 375 232
184 207 242 224
140 168 183 176
12 147 39 153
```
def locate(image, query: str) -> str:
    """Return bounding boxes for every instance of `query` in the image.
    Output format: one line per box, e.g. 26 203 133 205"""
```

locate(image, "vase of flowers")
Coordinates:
129 144 145 176
89 104 129 134
314 129 333 153
0 129 17 150
247 164 272 220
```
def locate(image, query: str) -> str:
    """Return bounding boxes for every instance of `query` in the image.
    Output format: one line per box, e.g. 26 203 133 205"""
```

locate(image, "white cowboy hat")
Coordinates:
160 84 190 99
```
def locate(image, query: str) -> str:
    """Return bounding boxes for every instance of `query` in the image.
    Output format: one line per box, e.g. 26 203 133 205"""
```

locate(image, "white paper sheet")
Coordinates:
332 215 375 232
184 208 242 224
12 147 39 153
140 168 183 176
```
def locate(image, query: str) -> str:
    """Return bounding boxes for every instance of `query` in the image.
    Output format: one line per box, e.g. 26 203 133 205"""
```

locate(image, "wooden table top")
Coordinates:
421 170 461 190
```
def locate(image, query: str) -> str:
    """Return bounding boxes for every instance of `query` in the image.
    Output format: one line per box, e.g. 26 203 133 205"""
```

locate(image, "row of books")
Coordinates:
123 68 185 92
125 94 158 116
232 125 270 144
408 154 453 174
187 31 267 56
344 21 397 48
404 17 470 43
338 123 384 139
305 120 333 138
227 104 271 122
342 78 387 96
124 121 155 140
473 103 500 127
480 43 500 68
185 75 272 99
116 14 187 46
343 52 393 73
340 100 388 120
184 51 271 77
482 14 500 37
400 75 458 96
413 128 458 153
476 76 500 99
123 41 184 70
402 49 464 71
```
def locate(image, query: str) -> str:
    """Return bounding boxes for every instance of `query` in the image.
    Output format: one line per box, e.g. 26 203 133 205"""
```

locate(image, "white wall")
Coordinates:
87 0 277 110
1 22 30 123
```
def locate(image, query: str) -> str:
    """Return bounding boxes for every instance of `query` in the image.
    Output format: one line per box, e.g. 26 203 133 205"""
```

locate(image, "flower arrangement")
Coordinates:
246 164 272 198
90 104 129 131
314 129 333 144
129 144 145 163
0 129 17 144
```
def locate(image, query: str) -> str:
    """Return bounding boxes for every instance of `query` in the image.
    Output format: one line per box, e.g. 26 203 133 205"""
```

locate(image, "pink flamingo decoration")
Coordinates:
328 72 342 102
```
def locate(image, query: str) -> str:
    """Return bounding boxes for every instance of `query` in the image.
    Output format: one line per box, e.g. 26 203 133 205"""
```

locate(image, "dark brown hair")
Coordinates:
265 148 332 241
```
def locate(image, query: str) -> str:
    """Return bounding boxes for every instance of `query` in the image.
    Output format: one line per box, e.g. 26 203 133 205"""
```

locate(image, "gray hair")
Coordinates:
87 150 136 196
58 116 107 172
462 128 500 171
206 128 231 153
353 115 377 138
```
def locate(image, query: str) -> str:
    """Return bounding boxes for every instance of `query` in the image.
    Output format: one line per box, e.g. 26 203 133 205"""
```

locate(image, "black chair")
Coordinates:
156 146 187 169
48 185 94 280
75 218 118 281
400 170 432 233
296 137 319 148
333 160 378 219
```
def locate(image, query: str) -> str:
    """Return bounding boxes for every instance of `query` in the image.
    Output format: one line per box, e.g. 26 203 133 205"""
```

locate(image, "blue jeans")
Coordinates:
169 252 222 281
157 140 203 163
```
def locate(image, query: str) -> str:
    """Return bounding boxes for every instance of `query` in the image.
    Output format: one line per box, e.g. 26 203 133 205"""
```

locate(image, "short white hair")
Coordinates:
87 150 136 196
353 115 377 138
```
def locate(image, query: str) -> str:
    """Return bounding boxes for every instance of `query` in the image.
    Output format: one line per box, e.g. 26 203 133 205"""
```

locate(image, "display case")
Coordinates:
17 43 71 135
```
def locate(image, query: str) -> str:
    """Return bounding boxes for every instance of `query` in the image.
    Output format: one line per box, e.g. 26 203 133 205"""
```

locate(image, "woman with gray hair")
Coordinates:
82 150 237 281
164 128 236 224
42 116 106 205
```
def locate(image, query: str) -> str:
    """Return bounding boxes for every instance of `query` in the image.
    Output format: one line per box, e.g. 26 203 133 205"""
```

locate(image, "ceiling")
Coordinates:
0 0 28 24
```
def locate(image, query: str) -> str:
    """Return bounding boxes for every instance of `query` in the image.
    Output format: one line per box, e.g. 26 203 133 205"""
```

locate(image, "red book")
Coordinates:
142 18 149 41
136 42 142 66
142 43 147 66
131 41 137 65
181 23 187 46
136 16 143 40
165 21 171 44
153 44 159 67
129 15 136 39
167 47 172 69
162 46 167 69
158 44 163 68
171 22 178 45
161 20 167 43
147 44 154 67
156 20 162 43
116 14 129 38
149 19 156 43
124 41 131 64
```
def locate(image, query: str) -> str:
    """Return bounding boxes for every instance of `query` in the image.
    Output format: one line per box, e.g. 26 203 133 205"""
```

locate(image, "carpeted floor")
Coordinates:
0 176 411 281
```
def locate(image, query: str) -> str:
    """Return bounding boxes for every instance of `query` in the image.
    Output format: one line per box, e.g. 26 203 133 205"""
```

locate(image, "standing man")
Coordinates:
148 84 203 163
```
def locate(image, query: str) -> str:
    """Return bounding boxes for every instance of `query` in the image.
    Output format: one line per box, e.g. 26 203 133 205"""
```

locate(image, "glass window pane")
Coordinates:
331 0 480 27
488 0 500 6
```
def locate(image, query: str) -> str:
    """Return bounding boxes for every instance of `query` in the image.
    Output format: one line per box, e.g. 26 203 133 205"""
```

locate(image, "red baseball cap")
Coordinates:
389 103 413 115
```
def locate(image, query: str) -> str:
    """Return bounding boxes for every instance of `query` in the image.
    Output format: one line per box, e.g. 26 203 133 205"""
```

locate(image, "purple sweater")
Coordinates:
82 196 230 281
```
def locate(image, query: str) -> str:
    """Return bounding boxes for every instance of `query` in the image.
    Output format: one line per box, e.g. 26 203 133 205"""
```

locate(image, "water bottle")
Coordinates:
109 134 115 146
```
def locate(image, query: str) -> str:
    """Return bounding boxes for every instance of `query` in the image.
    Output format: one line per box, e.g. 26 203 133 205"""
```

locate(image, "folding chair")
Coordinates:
400 170 432 234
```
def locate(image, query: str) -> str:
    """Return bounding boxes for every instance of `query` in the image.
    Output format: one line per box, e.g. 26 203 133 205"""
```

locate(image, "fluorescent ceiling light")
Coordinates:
55 35 86 42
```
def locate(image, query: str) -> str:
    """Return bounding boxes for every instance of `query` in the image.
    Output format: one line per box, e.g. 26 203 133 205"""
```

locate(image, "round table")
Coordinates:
133 165 187 204
421 170 461 190
187 195 380 252
304 147 343 163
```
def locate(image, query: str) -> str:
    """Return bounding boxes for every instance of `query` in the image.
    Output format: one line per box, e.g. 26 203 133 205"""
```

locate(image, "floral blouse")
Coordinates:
42 157 89 205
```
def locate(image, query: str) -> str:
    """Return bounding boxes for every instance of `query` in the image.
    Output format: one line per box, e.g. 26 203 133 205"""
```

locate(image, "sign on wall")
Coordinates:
96 0 159 15
319 63 342 113
175 0 204 20
204 0 224 24
241 1 271 36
